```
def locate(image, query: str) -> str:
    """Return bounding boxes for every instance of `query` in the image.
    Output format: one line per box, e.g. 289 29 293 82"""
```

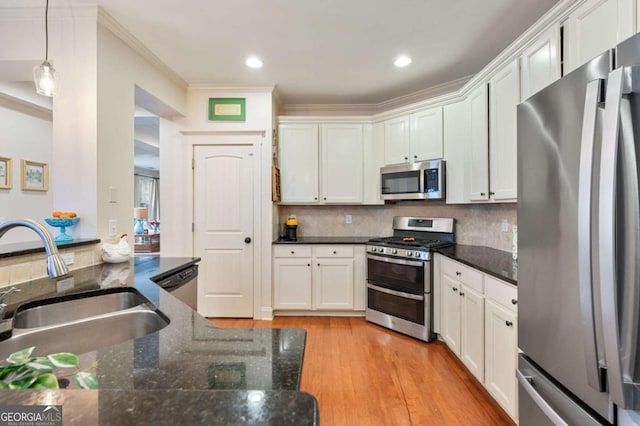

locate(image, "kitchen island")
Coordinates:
0 258 317 425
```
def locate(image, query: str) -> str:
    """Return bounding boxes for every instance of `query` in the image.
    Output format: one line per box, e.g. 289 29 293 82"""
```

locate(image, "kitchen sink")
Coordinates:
0 288 169 358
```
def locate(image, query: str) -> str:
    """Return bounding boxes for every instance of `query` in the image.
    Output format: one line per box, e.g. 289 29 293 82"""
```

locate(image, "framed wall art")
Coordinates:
21 160 48 191
0 157 12 189
208 98 246 121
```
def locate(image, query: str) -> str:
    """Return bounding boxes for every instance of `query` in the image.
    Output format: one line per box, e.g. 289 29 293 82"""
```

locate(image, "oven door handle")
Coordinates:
367 254 425 267
367 283 424 301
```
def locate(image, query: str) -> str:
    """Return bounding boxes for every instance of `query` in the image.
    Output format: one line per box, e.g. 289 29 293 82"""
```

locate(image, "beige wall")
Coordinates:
279 202 517 252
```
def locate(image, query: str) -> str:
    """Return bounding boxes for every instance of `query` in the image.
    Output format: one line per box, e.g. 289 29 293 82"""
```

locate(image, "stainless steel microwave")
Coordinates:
380 160 445 201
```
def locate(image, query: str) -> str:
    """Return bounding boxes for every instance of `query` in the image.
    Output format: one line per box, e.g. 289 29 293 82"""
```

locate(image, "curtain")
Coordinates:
134 175 160 222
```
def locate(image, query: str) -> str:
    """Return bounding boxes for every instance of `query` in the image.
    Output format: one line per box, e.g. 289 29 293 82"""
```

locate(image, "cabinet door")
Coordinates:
322 124 364 203
410 107 443 162
485 299 518 419
468 84 489 201
489 60 519 201
520 23 561 101
273 258 312 309
460 286 485 382
384 116 411 165
279 124 319 203
443 99 469 204
363 122 385 205
565 0 634 73
313 258 354 310
441 273 461 356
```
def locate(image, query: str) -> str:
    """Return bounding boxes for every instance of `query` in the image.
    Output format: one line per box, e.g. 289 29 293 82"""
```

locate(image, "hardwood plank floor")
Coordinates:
211 317 515 426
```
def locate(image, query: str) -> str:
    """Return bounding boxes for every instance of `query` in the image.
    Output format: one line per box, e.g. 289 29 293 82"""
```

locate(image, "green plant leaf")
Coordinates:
7 347 35 365
0 364 22 380
73 372 98 389
0 381 8 389
9 375 38 389
26 359 54 373
47 353 79 368
29 373 59 389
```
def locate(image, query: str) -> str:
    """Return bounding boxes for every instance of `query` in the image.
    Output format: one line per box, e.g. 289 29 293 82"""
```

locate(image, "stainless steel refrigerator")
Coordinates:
517 32 640 425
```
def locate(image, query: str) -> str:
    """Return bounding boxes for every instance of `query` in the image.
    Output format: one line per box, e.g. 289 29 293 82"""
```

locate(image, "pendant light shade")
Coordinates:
33 0 59 97
33 60 59 97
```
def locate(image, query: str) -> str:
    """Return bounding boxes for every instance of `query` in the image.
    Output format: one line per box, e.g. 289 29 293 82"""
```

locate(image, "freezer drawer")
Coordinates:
518 354 610 425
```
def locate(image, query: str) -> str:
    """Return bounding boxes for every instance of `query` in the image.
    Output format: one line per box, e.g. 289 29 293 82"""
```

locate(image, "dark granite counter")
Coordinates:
0 257 316 425
273 236 374 244
0 238 101 258
437 244 517 285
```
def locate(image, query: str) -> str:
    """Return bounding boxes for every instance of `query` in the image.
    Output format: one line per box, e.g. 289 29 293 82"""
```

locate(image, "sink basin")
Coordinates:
0 288 169 358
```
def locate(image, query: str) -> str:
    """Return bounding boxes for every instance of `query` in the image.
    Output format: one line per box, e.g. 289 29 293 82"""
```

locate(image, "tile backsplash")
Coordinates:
279 202 517 252
0 243 103 289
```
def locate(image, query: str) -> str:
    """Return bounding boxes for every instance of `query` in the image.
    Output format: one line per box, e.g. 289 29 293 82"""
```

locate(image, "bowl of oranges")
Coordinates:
45 211 79 242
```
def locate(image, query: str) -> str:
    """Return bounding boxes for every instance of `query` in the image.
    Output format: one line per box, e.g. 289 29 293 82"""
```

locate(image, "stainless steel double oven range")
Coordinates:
366 217 454 342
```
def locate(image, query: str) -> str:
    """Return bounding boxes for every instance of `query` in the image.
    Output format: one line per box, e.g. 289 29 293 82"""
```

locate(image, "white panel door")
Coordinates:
384 116 410 165
279 124 319 203
460 286 485 382
443 99 469 204
194 145 255 317
489 59 519 201
273 258 312 309
410 106 443 161
313 258 354 310
321 124 364 203
520 23 561 100
468 84 490 201
441 274 461 356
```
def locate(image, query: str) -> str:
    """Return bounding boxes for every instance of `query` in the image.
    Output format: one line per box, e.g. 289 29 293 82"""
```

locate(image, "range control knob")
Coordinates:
407 251 413 257
371 247 377 252
392 249 398 255
415 252 421 258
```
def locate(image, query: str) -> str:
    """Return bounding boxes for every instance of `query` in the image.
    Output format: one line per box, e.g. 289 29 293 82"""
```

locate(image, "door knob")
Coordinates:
244 237 252 244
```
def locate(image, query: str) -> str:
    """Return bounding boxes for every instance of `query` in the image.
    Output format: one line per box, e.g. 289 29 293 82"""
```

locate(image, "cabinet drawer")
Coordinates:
314 246 354 258
273 245 312 258
441 256 483 293
485 275 518 313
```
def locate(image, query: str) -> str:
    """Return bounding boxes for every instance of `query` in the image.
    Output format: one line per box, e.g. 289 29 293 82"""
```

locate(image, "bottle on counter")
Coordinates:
284 215 298 241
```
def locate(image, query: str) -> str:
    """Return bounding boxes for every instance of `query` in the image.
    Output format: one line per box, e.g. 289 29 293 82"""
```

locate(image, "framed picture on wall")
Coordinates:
21 160 48 191
0 157 12 189
208 98 246 121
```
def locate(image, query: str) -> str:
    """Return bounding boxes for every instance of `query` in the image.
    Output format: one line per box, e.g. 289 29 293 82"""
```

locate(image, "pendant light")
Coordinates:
33 0 59 97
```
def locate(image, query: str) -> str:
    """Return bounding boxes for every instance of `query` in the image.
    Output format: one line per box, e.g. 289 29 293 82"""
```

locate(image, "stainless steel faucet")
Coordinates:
0 219 69 278
0 286 20 319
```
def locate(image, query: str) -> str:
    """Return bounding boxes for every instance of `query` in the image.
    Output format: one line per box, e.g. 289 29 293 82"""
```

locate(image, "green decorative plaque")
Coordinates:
208 98 246 121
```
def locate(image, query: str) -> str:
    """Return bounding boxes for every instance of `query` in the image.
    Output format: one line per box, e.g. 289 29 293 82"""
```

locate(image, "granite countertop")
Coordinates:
0 238 101 258
0 257 317 425
273 236 374 244
437 244 517 285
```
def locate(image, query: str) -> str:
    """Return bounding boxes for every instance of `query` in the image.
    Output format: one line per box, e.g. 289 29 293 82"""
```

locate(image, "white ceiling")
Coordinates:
75 0 559 105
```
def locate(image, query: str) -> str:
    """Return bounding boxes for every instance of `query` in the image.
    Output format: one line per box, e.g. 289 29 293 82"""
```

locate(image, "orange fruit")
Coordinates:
67 212 77 218
52 211 62 218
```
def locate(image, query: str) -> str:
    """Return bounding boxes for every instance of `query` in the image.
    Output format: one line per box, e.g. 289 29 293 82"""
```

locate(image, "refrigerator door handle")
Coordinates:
599 65 640 408
578 78 606 392
517 370 569 426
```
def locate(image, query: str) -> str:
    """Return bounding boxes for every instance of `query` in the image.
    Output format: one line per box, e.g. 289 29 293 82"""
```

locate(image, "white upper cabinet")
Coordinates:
384 107 443 166
321 124 364 203
520 23 561 101
410 107 443 162
443 99 470 204
565 0 635 73
364 122 384 205
488 59 520 201
279 124 320 203
468 84 490 201
384 116 411 165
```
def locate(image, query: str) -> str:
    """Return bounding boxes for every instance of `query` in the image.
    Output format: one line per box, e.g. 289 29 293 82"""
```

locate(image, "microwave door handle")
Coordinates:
598 66 640 408
578 79 606 391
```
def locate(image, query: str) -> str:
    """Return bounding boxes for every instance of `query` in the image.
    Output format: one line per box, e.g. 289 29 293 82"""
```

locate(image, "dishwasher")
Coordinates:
153 264 199 311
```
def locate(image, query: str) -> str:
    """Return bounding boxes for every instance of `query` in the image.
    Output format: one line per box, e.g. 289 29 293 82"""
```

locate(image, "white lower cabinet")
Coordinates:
273 244 364 312
437 254 518 422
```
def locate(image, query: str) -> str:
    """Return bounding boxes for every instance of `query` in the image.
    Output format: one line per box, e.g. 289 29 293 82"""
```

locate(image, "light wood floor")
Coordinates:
211 316 515 426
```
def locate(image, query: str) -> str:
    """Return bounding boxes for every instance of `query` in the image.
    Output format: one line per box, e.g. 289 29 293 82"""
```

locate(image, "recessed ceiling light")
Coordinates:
394 56 412 68
245 57 263 68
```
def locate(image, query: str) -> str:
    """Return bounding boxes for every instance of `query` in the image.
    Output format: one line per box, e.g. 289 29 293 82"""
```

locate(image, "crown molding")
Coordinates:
0 92 52 120
97 7 188 91
278 115 374 124
180 129 266 137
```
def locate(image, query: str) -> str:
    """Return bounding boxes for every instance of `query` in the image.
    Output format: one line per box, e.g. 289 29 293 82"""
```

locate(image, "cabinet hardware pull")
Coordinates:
511 299 518 305
291 251 295 254
489 191 495 196
333 251 337 254
480 192 486 196
506 321 513 327
314 197 318 200
404 156 408 160
452 287 458 292
317 263 320 266
456 271 461 276
459 292 464 296
307 263 310 267
413 155 417 159
324 197 327 200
